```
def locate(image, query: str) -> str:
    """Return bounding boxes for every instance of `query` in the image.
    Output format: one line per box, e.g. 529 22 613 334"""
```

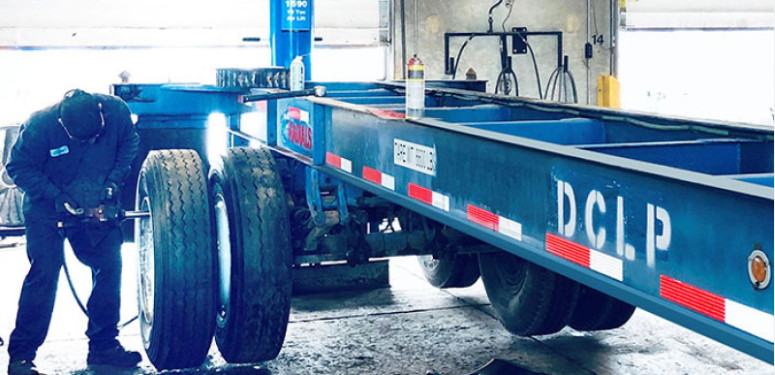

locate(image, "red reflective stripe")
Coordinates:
408 183 433 204
467 204 499 231
325 152 341 168
660 275 726 322
362 166 382 185
546 234 591 268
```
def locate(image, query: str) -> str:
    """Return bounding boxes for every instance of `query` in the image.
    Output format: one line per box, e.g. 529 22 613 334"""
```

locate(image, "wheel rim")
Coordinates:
214 192 232 323
137 196 155 340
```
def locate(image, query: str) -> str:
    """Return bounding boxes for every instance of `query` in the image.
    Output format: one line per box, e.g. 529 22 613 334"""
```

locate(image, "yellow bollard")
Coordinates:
597 75 621 108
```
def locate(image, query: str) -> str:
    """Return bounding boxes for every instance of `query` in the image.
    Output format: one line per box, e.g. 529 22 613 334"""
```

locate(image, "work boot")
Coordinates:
8 360 44 375
86 345 142 368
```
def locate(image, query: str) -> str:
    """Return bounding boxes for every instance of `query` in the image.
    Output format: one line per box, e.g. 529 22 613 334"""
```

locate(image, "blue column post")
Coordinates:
270 0 314 80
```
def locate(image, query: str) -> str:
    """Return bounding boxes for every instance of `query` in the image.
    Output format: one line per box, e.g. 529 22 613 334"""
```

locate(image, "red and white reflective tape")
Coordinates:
545 234 623 282
362 166 395 191
325 152 352 173
408 183 450 212
660 275 774 342
467 204 522 241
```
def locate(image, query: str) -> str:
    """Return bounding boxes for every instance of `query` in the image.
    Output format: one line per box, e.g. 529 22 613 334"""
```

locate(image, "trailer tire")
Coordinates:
418 255 480 288
479 251 580 336
569 286 636 331
211 147 292 363
135 149 216 370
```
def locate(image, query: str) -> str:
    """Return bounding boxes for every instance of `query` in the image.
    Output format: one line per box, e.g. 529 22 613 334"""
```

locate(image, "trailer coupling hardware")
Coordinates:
239 86 326 104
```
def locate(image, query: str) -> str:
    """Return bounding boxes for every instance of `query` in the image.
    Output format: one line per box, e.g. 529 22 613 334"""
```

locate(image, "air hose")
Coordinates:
62 246 139 330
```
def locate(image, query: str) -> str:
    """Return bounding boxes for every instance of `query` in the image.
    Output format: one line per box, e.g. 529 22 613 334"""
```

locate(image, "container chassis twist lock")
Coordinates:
112 80 774 370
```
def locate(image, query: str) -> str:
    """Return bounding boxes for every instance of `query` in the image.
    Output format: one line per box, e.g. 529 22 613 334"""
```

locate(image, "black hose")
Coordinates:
524 39 543 99
495 70 505 94
509 69 519 96
119 315 139 330
495 67 519 96
567 70 579 103
543 67 559 100
550 67 560 100
63 254 90 316
487 0 504 33
63 248 139 330
452 35 475 80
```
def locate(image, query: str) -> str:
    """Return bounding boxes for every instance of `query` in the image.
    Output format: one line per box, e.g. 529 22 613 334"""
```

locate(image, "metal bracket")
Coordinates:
305 167 350 227
511 27 528 54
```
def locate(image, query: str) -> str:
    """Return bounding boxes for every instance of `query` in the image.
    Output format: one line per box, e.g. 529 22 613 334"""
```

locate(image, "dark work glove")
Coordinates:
101 181 120 203
55 193 83 216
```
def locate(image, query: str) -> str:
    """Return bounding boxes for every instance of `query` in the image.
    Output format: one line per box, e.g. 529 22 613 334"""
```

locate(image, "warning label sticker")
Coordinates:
394 139 436 176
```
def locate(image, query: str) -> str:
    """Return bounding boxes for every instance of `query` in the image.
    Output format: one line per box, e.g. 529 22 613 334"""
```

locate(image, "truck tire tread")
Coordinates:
213 147 292 363
138 149 216 370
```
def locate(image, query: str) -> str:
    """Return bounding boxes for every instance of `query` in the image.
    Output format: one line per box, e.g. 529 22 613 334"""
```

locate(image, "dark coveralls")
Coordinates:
6 94 140 362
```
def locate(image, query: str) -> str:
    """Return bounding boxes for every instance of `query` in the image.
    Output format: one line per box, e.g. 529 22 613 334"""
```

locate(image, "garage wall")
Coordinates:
0 0 388 125
0 0 388 47
392 0 615 104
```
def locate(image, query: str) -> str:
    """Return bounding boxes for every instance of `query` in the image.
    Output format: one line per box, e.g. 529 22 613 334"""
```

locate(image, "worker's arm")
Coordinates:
6 123 62 201
106 100 140 185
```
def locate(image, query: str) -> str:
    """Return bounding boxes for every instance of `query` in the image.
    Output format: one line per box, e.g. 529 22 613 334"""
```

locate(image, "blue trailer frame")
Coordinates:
115 80 774 364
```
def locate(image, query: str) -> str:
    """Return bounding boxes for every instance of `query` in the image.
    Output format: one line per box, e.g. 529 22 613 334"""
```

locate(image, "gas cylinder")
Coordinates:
406 55 425 119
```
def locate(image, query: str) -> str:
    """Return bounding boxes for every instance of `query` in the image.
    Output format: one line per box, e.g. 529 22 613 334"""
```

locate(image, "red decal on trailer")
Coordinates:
362 166 382 185
325 152 341 168
288 107 302 120
408 183 433 205
288 122 313 150
660 275 726 322
546 234 591 268
467 204 498 231
369 108 405 120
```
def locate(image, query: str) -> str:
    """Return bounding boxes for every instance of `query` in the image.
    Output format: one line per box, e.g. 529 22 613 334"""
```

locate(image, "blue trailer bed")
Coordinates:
116 80 774 365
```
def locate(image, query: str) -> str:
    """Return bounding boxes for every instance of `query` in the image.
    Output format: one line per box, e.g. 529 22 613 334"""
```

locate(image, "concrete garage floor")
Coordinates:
0 242 772 375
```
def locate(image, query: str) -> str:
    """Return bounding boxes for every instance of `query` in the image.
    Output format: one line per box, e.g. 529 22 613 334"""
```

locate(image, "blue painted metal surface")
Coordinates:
270 82 774 363
270 0 314 78
119 80 774 364
726 173 775 187
112 84 247 127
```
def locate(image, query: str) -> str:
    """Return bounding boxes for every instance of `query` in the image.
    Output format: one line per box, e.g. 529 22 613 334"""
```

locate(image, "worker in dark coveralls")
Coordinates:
6 89 141 375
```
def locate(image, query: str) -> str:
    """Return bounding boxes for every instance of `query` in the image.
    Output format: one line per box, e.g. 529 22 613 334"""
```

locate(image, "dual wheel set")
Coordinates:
134 147 635 370
135 147 291 369
419 250 636 336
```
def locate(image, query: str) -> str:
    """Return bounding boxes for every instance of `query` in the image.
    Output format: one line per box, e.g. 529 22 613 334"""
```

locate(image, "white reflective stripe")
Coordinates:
498 217 522 241
431 192 450 212
340 158 352 173
381 174 395 191
725 299 775 343
589 249 624 282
